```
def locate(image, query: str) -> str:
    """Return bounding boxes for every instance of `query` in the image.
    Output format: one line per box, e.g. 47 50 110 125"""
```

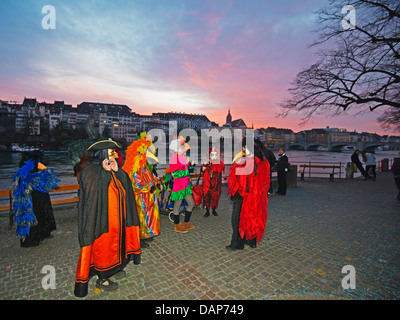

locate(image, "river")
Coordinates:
0 149 398 190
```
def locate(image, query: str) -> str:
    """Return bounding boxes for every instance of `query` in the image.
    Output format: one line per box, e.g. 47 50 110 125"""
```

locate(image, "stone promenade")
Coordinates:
1 172 399 300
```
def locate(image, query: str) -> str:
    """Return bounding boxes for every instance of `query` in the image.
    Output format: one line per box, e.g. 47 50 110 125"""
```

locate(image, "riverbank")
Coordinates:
1 149 398 190
1 171 399 301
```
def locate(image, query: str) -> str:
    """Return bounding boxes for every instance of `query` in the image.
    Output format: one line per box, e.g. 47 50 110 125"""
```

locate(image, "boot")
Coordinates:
204 208 210 217
183 210 195 230
212 207 218 216
173 214 188 233
245 239 257 248
140 239 149 248
96 278 118 292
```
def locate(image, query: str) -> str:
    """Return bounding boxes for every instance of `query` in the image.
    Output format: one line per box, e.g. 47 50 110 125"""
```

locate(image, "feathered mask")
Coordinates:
123 132 158 176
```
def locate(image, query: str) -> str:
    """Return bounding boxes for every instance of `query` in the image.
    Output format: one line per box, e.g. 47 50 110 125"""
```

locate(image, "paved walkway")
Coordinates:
1 172 399 300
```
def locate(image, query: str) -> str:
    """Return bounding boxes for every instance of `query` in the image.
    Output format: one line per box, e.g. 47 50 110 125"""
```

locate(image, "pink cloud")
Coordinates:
1 0 393 137
177 31 201 39
199 11 222 26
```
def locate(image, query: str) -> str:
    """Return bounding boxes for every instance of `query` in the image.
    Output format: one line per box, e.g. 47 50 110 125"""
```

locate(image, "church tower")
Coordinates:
226 108 232 125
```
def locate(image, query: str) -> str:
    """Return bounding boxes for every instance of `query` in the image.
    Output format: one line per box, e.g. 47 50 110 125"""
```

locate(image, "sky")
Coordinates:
0 0 391 135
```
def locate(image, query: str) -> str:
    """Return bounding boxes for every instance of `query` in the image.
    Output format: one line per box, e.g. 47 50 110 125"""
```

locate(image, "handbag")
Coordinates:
191 176 203 206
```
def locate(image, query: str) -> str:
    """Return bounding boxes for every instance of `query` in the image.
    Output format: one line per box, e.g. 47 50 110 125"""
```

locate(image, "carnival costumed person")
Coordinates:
123 133 161 248
74 139 141 298
226 139 270 250
169 137 195 233
201 148 225 217
12 151 59 248
160 168 174 213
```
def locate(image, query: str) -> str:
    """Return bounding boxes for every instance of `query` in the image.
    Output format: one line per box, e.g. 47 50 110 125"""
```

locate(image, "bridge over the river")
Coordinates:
287 141 399 152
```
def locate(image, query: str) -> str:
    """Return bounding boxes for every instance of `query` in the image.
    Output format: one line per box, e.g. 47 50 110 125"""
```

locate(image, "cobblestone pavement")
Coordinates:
1 172 399 300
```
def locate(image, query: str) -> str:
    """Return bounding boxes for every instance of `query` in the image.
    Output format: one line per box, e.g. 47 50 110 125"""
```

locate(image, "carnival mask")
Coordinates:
232 146 252 163
210 151 219 161
108 148 118 159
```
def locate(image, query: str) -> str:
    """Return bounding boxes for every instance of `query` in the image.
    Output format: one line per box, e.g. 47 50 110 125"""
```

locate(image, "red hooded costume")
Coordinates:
202 148 225 210
227 156 270 243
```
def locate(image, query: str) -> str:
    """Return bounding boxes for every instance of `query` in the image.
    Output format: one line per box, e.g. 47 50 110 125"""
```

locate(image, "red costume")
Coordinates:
227 155 270 245
202 148 224 214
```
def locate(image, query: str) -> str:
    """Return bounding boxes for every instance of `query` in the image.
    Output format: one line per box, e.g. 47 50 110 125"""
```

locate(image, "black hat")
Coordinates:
87 139 122 152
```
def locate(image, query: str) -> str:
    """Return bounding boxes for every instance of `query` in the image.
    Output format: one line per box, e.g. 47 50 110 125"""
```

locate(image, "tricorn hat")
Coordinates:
87 138 122 152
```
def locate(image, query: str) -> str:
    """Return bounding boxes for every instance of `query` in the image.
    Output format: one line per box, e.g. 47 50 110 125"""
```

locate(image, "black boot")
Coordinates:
246 238 257 248
184 210 192 223
212 207 218 216
184 210 195 230
20 236 40 248
140 239 149 248
204 208 210 217
173 213 180 224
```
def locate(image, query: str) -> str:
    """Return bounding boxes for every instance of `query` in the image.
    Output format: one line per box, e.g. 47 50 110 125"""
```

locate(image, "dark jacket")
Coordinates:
351 152 362 166
277 153 289 172
392 158 400 176
264 148 276 168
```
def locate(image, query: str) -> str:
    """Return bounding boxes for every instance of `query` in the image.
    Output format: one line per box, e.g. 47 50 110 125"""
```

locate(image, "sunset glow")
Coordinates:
0 0 390 134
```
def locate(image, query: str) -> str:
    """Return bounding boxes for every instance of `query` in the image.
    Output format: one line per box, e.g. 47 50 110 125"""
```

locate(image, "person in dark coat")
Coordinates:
74 139 141 298
391 151 400 202
351 149 370 179
276 147 289 195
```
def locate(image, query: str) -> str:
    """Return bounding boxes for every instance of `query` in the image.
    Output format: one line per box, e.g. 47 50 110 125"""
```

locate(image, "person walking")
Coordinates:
391 151 400 202
362 151 377 181
351 149 370 179
276 147 289 195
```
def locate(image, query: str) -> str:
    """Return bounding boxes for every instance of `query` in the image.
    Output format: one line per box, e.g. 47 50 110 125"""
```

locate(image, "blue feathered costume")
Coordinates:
12 151 59 247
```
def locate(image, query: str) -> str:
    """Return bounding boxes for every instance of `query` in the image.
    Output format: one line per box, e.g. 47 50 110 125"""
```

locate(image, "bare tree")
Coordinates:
378 107 400 131
280 0 400 131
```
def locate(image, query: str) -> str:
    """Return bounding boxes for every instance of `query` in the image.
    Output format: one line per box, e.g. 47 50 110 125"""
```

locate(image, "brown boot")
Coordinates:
174 223 188 233
183 222 195 230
